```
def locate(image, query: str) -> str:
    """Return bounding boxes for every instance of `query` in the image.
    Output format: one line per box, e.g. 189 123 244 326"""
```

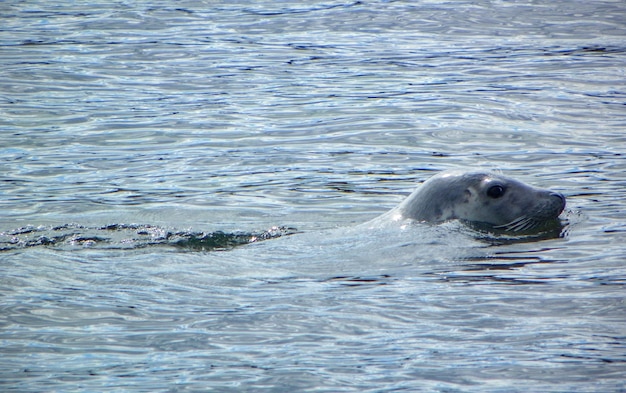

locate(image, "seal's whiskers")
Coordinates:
494 216 538 232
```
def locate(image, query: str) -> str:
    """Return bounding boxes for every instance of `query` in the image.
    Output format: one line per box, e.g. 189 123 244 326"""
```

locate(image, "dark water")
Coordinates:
1 1 625 392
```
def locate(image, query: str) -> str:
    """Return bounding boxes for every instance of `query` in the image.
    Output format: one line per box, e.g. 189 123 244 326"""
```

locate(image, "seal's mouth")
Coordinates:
465 215 567 244
492 214 566 233
493 192 566 233
493 216 542 232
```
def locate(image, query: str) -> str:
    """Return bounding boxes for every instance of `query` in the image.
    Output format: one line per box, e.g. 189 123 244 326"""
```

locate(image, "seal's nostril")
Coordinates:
550 192 565 201
550 192 566 210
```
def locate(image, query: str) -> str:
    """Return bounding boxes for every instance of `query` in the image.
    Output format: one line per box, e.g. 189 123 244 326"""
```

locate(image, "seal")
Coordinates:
383 169 566 232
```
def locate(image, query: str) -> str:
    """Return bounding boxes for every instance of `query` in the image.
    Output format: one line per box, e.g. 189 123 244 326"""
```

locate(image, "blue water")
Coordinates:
1 1 625 392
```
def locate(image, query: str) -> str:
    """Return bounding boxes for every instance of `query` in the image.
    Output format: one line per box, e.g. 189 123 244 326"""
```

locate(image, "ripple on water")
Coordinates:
1 0 626 392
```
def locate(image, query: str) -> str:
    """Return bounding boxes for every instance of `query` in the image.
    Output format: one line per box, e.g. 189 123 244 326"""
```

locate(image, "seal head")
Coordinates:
389 170 566 232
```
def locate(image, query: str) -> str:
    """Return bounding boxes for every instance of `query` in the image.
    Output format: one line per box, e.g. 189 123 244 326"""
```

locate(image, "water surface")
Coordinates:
1 1 625 392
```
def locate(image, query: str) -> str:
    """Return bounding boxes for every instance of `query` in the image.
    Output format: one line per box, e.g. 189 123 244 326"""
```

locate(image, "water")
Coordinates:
1 1 625 391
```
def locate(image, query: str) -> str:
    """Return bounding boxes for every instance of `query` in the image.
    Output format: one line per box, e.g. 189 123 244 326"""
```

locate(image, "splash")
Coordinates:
0 224 298 252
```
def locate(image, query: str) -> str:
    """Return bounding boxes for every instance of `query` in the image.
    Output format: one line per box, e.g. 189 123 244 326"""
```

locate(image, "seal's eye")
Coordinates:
487 185 506 198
